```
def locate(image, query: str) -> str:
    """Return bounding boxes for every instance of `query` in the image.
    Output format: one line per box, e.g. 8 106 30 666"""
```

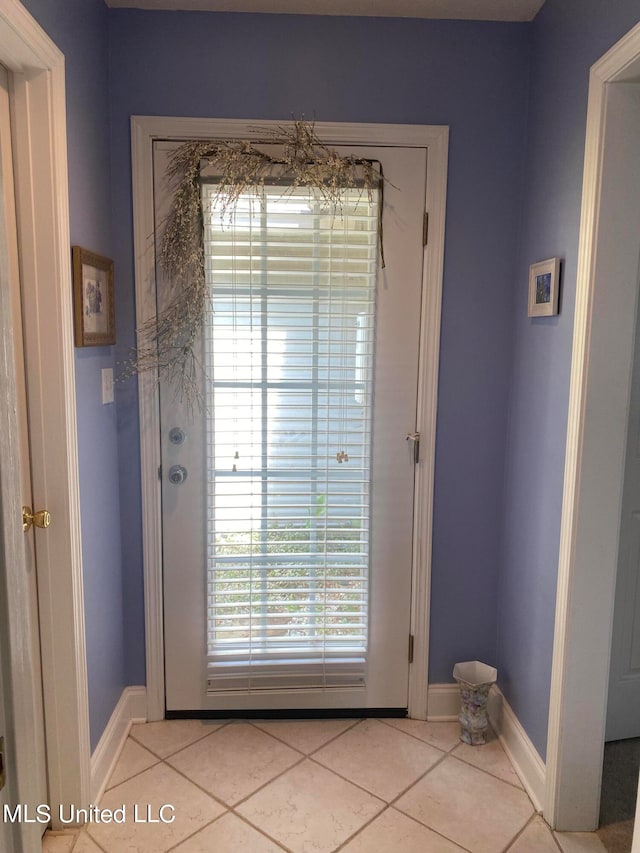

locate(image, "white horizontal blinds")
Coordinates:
202 180 379 693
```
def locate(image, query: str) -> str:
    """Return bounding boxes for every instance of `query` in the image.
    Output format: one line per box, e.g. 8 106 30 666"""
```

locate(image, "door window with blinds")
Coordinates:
204 184 378 692
159 141 426 712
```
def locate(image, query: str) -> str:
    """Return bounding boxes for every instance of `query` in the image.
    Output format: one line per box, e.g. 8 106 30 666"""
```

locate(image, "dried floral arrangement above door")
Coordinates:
128 120 385 402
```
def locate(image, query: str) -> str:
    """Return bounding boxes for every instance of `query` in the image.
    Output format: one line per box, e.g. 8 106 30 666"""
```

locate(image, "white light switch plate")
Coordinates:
101 368 114 404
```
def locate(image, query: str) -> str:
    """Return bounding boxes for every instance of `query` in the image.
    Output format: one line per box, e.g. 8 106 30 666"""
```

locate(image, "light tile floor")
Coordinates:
42 719 608 853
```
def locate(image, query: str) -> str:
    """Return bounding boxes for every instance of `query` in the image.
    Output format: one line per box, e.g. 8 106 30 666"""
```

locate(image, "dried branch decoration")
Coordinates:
129 120 384 399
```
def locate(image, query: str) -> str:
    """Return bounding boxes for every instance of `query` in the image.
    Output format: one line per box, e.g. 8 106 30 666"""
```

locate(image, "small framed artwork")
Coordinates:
72 246 115 346
528 257 561 317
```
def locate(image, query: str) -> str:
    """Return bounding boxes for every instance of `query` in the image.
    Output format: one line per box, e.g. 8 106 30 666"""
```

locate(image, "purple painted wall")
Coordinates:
108 10 531 687
497 0 640 758
20 0 125 751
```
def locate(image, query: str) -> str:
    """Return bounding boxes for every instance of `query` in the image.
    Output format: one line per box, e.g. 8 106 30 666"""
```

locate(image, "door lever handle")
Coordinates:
22 506 51 533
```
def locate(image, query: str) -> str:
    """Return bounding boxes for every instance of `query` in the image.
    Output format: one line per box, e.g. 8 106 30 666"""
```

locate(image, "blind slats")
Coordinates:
204 184 378 694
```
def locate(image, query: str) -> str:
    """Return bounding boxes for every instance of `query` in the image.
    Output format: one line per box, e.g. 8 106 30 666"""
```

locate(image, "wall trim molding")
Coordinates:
488 686 546 812
427 683 460 720
131 116 449 722
90 687 147 804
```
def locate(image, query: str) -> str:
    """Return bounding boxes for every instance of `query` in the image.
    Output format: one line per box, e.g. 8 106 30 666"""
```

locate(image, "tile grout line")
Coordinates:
129 718 234 761
226 807 295 853
446 750 532 797
392 806 476 853
331 803 392 853
383 750 488 851
305 750 407 804
376 717 462 752
159 722 308 809
159 754 253 811
103 754 163 794
451 753 527 792
500 812 539 852
248 716 364 758
550 828 570 852
305 718 366 757
84 825 113 853
227 753 308 808
163 811 227 853
501 812 565 853
56 830 83 853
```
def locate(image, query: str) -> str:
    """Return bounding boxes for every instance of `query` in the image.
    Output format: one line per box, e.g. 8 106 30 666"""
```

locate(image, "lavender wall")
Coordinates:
497 0 640 758
20 0 125 751
109 10 531 687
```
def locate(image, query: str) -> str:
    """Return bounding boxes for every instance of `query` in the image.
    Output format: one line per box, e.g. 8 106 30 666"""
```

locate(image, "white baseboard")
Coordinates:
488 685 546 811
427 683 460 720
90 686 147 802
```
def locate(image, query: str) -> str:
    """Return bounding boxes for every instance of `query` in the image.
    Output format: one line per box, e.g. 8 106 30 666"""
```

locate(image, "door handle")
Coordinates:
22 506 51 533
168 465 188 485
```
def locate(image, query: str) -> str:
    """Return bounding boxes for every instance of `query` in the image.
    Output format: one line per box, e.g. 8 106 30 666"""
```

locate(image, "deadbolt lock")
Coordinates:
22 506 52 533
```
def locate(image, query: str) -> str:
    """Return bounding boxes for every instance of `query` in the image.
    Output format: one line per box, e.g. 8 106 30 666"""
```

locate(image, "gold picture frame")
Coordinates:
72 246 115 346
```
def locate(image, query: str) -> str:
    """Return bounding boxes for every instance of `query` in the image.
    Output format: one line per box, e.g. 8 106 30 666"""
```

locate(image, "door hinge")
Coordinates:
158 464 162 481
406 432 420 464
408 634 415 664
423 211 429 246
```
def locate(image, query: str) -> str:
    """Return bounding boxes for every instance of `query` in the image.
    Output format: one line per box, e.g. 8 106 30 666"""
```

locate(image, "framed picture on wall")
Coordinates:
528 257 561 317
72 246 115 346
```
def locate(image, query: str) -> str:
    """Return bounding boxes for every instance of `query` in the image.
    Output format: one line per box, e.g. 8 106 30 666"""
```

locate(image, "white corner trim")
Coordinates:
90 687 147 803
489 686 546 812
131 116 448 722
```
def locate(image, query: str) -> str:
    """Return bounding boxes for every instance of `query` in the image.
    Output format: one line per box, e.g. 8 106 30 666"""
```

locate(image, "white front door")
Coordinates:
158 141 427 713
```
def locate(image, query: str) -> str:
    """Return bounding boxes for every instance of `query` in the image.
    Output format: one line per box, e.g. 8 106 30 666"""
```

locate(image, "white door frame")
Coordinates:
545 21 640 831
0 0 90 836
131 116 449 723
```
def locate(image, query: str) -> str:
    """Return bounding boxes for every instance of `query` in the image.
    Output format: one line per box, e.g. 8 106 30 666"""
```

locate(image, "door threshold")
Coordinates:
165 707 408 720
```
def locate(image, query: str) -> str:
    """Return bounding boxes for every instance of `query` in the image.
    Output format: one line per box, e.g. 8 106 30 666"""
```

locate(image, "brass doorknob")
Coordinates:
22 506 51 533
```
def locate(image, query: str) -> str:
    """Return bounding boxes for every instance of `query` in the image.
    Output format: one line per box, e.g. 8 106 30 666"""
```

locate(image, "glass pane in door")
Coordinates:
203 186 379 693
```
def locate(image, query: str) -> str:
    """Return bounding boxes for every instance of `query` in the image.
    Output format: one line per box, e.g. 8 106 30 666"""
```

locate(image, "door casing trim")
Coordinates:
0 0 91 840
131 115 449 722
545 20 640 830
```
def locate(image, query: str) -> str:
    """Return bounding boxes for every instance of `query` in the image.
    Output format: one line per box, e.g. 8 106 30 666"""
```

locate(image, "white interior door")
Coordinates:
158 141 427 712
0 62 48 835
